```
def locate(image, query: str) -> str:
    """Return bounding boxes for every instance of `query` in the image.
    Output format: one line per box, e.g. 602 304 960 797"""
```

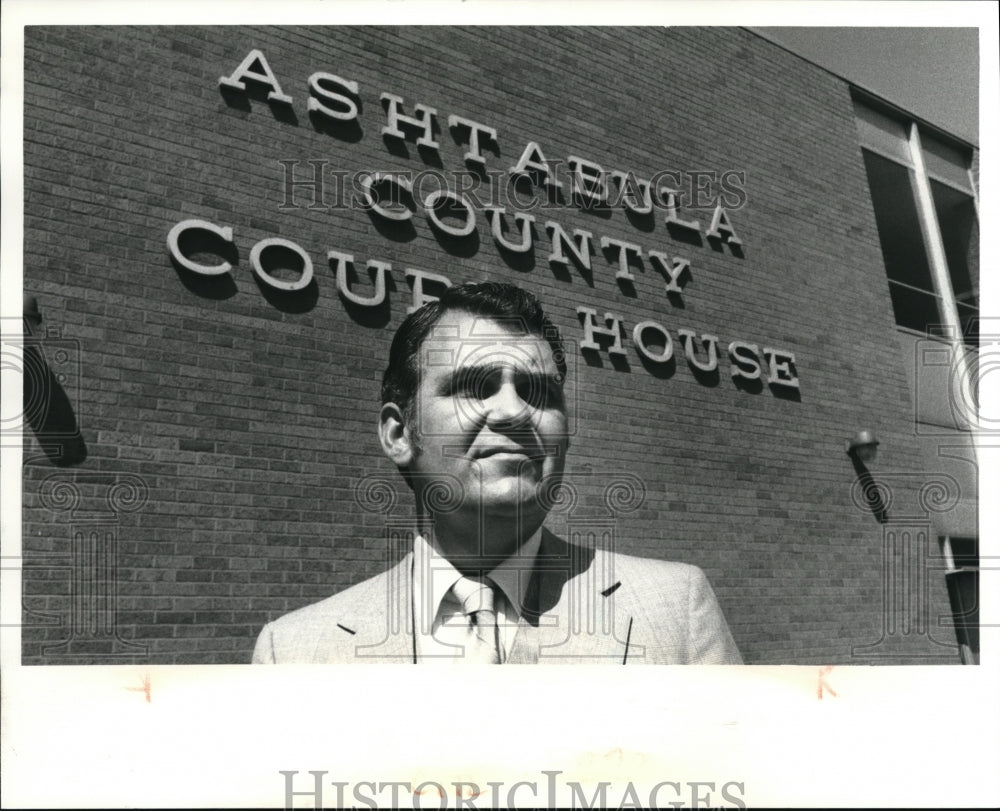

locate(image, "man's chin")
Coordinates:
462 485 545 515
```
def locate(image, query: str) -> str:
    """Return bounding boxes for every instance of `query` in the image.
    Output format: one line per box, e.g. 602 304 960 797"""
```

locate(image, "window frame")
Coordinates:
853 93 979 351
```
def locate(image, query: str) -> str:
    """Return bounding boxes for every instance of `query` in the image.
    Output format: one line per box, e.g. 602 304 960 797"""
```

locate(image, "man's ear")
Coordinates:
378 402 414 467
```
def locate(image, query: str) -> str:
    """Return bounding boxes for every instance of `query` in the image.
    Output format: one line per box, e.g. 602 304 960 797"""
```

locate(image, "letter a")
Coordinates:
510 141 562 192
219 49 293 105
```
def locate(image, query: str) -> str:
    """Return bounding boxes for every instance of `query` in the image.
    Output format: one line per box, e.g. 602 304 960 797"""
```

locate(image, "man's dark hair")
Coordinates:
381 282 568 416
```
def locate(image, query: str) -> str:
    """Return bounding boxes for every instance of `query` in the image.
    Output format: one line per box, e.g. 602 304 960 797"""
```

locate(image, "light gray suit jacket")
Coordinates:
253 530 742 664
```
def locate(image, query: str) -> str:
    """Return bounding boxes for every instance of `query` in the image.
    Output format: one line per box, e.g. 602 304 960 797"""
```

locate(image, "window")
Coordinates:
862 150 940 335
930 179 979 344
854 97 979 349
942 536 979 665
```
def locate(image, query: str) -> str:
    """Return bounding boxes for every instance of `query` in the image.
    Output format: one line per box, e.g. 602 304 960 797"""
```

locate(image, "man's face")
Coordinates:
403 309 569 526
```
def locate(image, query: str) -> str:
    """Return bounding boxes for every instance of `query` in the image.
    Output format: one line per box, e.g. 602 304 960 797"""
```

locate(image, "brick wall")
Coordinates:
21 26 963 664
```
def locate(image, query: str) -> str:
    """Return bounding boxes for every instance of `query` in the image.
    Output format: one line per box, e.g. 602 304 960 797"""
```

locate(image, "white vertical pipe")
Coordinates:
908 124 979 432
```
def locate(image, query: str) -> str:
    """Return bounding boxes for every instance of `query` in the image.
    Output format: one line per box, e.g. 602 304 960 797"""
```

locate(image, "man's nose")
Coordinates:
483 380 531 428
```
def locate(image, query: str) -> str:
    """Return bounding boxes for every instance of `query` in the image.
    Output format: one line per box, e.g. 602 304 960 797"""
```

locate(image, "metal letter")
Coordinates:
218 49 293 105
405 268 452 313
448 114 498 167
547 222 593 271
380 92 439 149
678 329 719 372
307 72 360 121
601 237 643 282
633 321 674 364
577 307 626 356
166 219 234 276
484 207 535 253
249 238 314 292
329 250 391 307
424 189 477 237
707 203 743 245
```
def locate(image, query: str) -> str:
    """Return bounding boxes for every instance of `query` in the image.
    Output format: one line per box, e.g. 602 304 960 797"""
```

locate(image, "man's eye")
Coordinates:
453 372 495 399
516 377 562 409
515 380 540 407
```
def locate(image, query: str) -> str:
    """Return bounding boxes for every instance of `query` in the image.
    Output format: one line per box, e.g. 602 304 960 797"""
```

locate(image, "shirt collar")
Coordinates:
413 528 542 618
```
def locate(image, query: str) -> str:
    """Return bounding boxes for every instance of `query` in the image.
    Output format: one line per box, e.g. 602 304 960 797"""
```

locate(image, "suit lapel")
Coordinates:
511 531 633 664
506 612 540 664
333 534 634 664
345 553 415 663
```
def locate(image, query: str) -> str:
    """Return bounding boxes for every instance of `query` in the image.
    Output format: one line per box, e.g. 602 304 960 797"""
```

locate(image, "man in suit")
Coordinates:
253 282 741 664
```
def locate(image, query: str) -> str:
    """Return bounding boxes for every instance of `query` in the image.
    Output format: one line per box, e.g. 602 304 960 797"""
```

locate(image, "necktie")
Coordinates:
451 576 502 664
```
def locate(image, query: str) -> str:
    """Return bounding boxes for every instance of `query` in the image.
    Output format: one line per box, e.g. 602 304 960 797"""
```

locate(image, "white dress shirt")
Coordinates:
411 530 541 663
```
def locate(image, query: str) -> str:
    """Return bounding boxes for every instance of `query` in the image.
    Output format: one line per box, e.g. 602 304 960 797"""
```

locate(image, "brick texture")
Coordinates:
20 26 973 664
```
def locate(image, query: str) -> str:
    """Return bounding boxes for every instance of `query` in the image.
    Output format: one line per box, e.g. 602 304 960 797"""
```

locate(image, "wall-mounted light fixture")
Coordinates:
845 430 879 464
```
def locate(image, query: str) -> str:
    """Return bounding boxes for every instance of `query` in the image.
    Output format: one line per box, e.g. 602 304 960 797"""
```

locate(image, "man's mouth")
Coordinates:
474 446 537 459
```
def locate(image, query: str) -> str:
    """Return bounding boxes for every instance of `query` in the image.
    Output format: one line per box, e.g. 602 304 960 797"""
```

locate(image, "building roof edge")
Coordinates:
743 26 979 151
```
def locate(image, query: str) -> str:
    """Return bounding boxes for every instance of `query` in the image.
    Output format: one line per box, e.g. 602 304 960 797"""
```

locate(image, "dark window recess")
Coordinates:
861 150 939 333
886 283 942 338
931 179 979 347
944 536 979 665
